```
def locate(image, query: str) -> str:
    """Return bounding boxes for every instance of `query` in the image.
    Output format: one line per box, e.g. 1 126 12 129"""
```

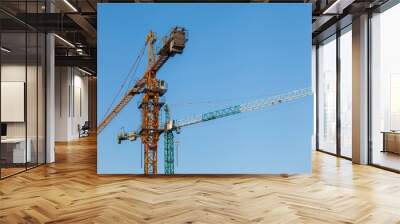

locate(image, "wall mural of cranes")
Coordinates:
98 27 312 175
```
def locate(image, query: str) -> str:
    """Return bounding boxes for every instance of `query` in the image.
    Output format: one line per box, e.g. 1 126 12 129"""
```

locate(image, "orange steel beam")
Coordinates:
141 32 160 175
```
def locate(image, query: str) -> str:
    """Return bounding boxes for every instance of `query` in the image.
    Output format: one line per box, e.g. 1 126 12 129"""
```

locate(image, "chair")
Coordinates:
78 121 90 138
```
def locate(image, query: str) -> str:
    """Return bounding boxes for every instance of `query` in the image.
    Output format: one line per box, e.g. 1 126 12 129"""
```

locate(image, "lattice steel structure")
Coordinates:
100 27 187 175
163 105 175 174
159 87 313 174
174 88 312 128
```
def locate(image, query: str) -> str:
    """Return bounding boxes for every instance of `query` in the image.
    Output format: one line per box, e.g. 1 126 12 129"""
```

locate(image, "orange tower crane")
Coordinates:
98 27 188 175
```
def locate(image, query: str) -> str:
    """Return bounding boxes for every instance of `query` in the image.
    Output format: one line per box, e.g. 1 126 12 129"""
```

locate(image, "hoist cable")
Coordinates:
101 43 147 121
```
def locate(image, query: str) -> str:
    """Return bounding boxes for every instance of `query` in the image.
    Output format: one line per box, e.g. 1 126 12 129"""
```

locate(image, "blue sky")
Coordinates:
98 3 312 174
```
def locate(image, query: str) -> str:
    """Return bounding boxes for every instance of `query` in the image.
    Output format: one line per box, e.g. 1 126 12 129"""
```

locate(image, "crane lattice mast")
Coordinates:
163 105 175 174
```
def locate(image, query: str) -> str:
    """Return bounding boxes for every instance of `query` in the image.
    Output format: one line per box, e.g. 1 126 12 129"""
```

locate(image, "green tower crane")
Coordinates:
117 87 312 174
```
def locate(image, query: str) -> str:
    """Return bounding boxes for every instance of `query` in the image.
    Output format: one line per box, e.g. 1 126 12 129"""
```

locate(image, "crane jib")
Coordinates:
174 87 312 129
201 105 241 122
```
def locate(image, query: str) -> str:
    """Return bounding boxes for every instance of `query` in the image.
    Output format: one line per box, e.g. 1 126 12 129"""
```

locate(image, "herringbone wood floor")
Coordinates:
1 136 400 224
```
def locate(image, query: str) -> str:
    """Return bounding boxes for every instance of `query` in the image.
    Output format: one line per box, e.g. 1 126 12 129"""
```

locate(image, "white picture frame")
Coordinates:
1 81 25 122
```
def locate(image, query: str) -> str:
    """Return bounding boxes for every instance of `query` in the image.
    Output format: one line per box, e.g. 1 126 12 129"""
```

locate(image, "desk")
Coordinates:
1 138 31 163
382 131 400 154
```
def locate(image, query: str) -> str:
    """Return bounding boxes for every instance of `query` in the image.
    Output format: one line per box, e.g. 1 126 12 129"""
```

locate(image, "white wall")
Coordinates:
72 72 89 137
55 67 68 141
1 63 46 164
1 65 40 137
55 67 89 141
